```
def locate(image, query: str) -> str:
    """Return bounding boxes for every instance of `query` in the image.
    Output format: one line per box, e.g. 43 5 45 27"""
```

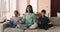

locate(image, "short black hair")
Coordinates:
41 10 46 13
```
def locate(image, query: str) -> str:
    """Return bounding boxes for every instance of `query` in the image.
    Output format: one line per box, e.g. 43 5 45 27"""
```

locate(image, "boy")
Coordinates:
38 10 53 30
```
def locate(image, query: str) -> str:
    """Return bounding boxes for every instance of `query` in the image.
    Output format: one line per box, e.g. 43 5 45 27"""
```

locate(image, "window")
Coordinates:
1 0 17 19
1 0 38 19
1 0 7 18
30 0 37 13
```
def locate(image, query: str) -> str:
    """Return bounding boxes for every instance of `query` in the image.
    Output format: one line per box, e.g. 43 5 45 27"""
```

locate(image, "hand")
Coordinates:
19 21 24 24
48 22 52 24
39 22 41 24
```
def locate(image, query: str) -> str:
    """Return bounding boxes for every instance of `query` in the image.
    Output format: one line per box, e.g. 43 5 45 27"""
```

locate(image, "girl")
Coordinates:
9 10 23 28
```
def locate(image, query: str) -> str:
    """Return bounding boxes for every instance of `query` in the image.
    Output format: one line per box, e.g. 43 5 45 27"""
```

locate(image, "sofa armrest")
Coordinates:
3 21 9 30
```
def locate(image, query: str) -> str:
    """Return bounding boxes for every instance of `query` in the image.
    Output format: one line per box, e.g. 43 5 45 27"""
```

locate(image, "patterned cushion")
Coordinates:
49 17 60 26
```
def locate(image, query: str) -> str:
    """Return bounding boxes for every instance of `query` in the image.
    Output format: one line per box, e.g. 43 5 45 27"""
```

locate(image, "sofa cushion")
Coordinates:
49 17 60 26
4 28 24 32
25 29 45 32
25 26 60 32
46 26 60 32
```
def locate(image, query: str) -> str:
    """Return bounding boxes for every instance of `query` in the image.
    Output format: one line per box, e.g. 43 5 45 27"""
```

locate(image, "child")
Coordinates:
9 10 23 28
38 10 53 30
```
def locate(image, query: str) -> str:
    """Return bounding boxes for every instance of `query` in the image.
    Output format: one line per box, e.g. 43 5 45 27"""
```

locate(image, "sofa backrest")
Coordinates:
49 17 60 26
0 18 6 23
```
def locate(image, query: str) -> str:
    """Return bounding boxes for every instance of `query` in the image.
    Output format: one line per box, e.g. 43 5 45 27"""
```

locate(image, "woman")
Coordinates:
23 5 38 29
9 10 23 28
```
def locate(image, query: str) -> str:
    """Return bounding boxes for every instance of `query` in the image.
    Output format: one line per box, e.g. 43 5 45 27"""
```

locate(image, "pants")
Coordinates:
8 21 17 28
38 24 53 30
29 24 38 29
16 24 38 29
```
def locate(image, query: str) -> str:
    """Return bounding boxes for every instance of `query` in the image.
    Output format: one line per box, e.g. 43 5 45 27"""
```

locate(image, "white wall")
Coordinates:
0 0 2 17
30 0 37 13
18 0 51 17
7 0 17 19
0 0 51 17
38 0 51 17
18 0 27 16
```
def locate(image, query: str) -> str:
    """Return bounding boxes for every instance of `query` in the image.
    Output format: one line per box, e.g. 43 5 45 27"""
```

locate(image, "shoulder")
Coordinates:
31 13 35 16
37 16 42 20
45 16 49 20
23 13 27 16
45 16 49 18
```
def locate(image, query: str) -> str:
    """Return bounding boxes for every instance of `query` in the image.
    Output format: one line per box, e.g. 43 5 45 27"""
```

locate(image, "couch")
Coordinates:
4 17 60 32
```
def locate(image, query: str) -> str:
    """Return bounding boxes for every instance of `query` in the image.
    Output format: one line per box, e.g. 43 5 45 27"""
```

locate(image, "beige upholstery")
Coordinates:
4 28 24 32
49 17 60 26
3 17 60 32
25 26 60 32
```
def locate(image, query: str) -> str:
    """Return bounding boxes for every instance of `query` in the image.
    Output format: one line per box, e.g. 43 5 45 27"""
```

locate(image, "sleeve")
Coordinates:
18 17 22 22
10 18 13 22
37 17 41 22
32 14 36 22
47 17 50 23
23 14 26 23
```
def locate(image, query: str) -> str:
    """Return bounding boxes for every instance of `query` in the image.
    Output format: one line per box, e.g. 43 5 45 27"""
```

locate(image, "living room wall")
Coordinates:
18 0 51 17
0 0 2 17
0 0 51 18
38 0 51 17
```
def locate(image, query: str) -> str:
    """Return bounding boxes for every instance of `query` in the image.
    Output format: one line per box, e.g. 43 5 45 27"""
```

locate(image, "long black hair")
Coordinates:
26 5 34 13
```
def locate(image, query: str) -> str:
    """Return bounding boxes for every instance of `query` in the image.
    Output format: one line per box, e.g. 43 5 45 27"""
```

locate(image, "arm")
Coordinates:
17 17 24 24
48 22 52 24
32 14 36 24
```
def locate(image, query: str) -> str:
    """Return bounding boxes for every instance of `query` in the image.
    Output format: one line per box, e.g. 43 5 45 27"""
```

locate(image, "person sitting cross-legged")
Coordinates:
38 10 53 30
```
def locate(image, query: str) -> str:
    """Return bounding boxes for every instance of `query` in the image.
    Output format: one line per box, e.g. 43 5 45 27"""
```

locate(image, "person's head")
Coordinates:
14 10 20 17
41 9 46 16
26 5 33 13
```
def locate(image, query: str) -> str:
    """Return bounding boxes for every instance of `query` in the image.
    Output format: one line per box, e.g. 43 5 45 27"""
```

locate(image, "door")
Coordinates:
51 0 60 17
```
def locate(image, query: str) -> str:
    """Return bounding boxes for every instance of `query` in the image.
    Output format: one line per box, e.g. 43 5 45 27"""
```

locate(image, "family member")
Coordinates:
8 10 23 28
23 5 38 29
38 10 53 30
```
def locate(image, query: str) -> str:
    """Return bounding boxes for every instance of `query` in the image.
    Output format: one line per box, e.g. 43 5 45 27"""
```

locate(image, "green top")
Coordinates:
23 13 36 26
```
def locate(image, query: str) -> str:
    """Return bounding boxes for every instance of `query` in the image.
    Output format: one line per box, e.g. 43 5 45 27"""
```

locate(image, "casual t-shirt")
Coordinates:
38 16 49 24
23 13 36 26
10 16 22 24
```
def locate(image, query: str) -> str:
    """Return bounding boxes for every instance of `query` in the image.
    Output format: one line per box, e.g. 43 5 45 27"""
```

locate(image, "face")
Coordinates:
14 12 18 16
41 12 46 16
27 7 31 12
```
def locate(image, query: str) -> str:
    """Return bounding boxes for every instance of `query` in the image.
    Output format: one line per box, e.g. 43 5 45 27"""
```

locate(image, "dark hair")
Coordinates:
26 5 34 13
41 9 46 13
14 10 20 16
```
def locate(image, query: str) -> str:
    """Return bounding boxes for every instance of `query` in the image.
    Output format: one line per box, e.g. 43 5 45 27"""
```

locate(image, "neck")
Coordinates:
28 12 30 14
42 15 45 18
15 15 18 17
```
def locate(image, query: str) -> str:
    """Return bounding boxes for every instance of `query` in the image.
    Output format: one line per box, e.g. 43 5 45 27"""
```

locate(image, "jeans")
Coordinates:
8 21 17 28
